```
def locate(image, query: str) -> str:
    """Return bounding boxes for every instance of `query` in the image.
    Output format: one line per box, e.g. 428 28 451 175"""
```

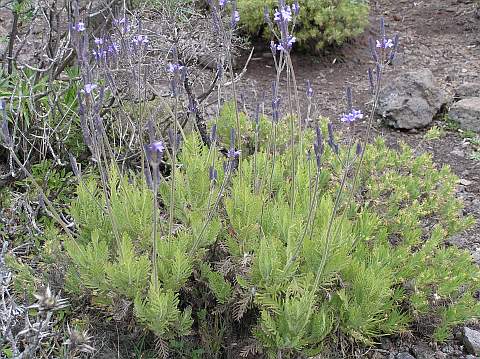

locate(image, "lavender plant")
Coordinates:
2 1 480 358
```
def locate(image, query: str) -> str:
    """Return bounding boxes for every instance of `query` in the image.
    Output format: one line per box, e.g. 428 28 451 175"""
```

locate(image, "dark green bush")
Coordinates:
238 0 370 51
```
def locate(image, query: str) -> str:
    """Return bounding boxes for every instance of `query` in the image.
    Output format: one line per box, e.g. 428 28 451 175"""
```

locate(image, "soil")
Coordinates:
239 0 480 357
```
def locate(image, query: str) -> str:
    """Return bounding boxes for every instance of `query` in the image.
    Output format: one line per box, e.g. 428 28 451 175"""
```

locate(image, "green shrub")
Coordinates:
238 0 370 51
63 114 479 357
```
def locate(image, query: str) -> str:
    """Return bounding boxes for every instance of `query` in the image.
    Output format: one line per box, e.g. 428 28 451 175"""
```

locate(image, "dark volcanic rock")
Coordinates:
449 97 480 132
377 68 449 129
463 327 480 356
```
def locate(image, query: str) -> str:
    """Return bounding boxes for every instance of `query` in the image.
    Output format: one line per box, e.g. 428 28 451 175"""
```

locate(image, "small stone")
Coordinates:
449 97 480 132
459 179 473 186
472 251 480 265
451 148 465 157
396 353 415 359
463 327 480 356
434 351 446 359
380 337 394 350
446 73 456 82
412 343 435 359
466 355 476 359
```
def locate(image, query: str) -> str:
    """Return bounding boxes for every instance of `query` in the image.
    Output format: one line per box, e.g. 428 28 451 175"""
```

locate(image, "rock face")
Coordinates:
376 69 449 129
463 327 480 356
449 97 480 132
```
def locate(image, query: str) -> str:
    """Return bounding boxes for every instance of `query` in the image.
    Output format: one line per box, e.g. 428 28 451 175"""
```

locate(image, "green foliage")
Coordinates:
134 287 193 338
61 114 478 356
19 160 74 205
237 0 370 51
106 234 151 299
65 136 224 344
4 254 39 297
361 139 474 236
464 133 480 161
424 125 444 140
200 263 233 304
469 150 480 161
210 101 315 156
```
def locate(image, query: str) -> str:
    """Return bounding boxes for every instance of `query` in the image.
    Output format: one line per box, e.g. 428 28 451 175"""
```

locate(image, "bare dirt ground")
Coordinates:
239 0 480 357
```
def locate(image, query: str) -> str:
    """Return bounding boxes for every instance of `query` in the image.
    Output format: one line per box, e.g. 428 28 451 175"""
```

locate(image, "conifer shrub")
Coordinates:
63 121 480 357
237 0 370 51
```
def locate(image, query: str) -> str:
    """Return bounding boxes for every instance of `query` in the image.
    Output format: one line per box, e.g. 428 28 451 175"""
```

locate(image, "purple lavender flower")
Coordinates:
274 5 292 23
114 17 130 34
94 37 104 45
132 34 149 46
92 49 107 61
227 128 241 159
340 109 363 123
376 38 394 49
273 9 281 22
313 126 324 168
292 1 300 15
306 80 314 98
270 40 277 56
216 62 224 79
107 42 120 54
81 83 98 94
209 166 218 182
210 124 217 144
231 10 240 26
356 142 363 156
272 96 281 123
276 35 296 52
227 147 241 159
145 140 165 166
327 122 339 155
188 97 197 114
389 34 400 62
167 63 185 73
74 22 86 32
219 0 227 7
113 17 125 26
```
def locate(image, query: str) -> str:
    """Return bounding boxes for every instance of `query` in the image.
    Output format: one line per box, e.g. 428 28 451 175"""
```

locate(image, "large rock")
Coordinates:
376 69 449 129
449 97 480 132
454 82 480 100
463 327 480 356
